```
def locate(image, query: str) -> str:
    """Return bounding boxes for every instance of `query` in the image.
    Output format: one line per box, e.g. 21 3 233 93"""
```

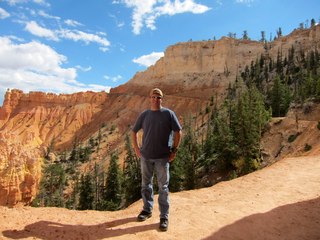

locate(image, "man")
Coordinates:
131 88 182 231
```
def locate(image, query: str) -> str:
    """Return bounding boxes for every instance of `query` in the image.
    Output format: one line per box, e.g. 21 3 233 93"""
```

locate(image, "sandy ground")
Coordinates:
0 155 319 240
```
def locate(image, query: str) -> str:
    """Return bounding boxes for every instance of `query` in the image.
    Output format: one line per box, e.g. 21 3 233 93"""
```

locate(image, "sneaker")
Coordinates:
159 218 168 231
137 210 152 222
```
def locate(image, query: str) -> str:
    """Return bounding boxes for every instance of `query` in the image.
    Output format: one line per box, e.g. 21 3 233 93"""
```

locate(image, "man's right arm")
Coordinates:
131 130 141 158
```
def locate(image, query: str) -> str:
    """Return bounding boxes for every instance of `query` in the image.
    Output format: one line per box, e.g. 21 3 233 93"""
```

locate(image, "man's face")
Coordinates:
150 94 162 108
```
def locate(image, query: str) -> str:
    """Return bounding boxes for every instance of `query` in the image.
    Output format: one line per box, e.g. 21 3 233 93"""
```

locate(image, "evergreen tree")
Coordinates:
78 173 94 210
123 133 141 206
277 27 282 38
276 49 283 75
171 115 199 191
209 106 235 170
270 76 285 117
242 30 250 40
33 163 66 207
260 31 266 42
93 162 101 210
65 175 79 210
103 151 123 210
181 120 199 190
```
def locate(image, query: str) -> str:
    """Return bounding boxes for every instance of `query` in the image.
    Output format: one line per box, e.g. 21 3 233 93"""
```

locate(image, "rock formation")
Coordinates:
0 25 319 206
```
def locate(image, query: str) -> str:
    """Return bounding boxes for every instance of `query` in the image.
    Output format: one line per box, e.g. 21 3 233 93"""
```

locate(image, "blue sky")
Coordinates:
0 0 319 105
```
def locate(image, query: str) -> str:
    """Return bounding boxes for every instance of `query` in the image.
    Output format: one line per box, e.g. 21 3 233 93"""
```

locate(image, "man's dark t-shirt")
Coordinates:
132 107 182 159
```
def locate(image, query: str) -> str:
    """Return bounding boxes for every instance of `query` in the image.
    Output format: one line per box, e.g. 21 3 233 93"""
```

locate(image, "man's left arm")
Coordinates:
169 130 182 162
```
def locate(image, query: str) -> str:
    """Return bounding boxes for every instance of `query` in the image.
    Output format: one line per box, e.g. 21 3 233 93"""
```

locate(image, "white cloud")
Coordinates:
235 0 255 6
133 51 164 67
65 19 83 27
104 74 123 82
23 20 111 49
4 0 28 5
99 47 109 52
0 37 111 104
0 8 10 19
76 65 92 72
109 14 125 28
33 0 50 7
117 0 211 34
0 37 68 73
58 29 110 47
4 0 50 6
37 10 60 20
6 4 110 50
87 84 111 92
25 21 59 41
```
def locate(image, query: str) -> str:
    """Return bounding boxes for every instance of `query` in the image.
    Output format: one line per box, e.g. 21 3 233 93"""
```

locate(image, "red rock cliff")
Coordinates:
0 25 319 206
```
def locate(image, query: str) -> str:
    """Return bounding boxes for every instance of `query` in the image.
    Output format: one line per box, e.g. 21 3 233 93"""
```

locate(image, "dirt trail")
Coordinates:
0 155 319 240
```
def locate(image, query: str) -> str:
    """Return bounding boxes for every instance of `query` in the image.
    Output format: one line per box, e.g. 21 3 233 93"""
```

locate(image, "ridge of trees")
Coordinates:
226 18 318 42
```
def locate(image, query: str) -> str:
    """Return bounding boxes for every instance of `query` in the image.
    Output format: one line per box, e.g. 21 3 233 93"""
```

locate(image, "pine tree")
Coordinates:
93 162 101 209
123 133 141 206
171 115 199 191
103 151 123 210
181 121 198 190
277 27 282 38
270 76 282 117
33 163 66 207
214 83 271 175
242 30 250 40
260 31 266 42
78 173 94 210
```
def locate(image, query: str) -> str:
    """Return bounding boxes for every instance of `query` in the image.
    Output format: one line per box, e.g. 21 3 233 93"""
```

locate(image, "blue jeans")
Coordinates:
140 156 170 219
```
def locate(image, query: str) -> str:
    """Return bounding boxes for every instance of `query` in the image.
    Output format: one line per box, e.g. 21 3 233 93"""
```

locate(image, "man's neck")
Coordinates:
151 105 162 111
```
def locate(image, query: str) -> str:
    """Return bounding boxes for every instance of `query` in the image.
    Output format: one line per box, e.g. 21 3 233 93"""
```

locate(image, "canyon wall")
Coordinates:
0 25 319 206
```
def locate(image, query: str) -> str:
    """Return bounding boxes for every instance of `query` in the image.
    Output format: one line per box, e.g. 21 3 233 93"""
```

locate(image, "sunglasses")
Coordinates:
151 96 162 100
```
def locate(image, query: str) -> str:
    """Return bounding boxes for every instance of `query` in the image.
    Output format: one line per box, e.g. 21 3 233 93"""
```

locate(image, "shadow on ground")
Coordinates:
203 197 320 240
3 216 159 240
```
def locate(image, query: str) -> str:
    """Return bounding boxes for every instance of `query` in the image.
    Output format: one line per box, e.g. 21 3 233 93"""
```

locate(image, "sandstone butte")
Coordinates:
0 24 319 214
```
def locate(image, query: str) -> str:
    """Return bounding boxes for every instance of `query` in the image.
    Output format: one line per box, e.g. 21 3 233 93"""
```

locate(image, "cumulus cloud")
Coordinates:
0 37 111 104
133 51 164 67
0 7 10 19
116 0 211 34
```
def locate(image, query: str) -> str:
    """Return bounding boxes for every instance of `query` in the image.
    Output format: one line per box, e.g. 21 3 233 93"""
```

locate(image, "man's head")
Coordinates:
150 88 163 98
149 88 163 110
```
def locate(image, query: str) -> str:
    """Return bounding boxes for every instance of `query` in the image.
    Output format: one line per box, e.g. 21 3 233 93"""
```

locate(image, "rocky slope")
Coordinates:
0 25 319 206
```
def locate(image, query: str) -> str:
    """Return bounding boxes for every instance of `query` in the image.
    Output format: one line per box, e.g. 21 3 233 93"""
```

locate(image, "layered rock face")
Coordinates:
0 131 42 206
0 25 319 206
0 90 107 206
113 25 320 98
